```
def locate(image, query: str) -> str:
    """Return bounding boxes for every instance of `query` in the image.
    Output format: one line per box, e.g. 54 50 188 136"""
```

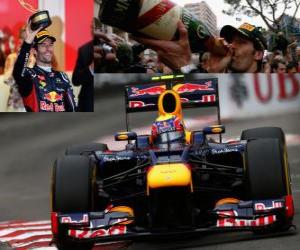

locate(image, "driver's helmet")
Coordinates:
151 114 185 144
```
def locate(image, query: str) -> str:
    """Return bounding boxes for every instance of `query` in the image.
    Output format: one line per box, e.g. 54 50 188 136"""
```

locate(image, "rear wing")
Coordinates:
124 75 221 131
125 76 219 112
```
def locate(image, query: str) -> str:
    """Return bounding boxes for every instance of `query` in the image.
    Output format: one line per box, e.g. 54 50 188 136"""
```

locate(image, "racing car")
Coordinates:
51 76 294 250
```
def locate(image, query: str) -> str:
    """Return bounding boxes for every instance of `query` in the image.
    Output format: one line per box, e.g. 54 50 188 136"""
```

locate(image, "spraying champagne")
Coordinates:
99 0 227 55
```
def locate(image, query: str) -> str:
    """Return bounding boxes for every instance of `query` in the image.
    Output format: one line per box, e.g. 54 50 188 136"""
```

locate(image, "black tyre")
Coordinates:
52 155 95 250
241 127 285 145
245 138 287 199
242 126 292 196
245 138 294 232
55 241 93 250
65 143 108 156
52 155 95 213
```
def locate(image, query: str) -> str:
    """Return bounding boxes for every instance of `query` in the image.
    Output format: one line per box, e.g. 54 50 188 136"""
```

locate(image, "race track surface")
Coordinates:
0 89 299 249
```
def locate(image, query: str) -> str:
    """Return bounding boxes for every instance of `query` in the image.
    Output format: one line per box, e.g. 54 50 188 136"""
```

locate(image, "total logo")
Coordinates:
44 91 63 103
39 81 46 88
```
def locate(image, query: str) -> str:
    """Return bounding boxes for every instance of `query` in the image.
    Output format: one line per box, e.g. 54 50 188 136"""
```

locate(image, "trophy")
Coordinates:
18 0 52 30
29 10 52 30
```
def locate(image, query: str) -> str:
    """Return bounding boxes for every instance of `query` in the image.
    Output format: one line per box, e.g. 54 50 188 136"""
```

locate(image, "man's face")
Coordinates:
36 38 54 65
228 33 263 72
276 63 286 73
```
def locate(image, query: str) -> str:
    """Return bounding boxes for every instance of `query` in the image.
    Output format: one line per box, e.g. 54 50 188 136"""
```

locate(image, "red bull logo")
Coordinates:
174 82 213 94
129 101 155 108
200 94 216 103
130 85 166 97
40 101 65 112
44 91 63 103
180 98 189 103
68 225 127 239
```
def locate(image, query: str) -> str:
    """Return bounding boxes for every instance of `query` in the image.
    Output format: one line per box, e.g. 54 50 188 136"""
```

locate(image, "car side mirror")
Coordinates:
192 131 206 145
115 131 137 141
203 125 225 135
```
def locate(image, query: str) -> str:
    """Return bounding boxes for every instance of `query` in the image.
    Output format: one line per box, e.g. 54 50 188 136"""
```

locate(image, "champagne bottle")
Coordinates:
99 0 227 54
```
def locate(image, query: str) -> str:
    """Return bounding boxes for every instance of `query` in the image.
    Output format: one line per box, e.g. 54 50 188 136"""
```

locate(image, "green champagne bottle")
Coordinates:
99 0 224 53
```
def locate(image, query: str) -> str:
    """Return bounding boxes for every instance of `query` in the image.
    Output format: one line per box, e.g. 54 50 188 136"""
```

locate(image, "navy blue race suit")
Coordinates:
13 42 76 112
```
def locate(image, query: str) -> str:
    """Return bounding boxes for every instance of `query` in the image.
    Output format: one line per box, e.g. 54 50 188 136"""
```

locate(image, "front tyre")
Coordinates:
241 127 285 145
52 155 95 250
52 155 95 212
245 138 293 232
65 143 108 156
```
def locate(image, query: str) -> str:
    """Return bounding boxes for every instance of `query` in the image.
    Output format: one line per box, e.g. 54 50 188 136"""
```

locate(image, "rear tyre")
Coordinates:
52 155 95 250
245 138 292 232
65 143 108 156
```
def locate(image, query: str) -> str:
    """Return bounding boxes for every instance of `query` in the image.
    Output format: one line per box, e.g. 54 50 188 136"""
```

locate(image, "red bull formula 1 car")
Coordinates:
51 76 294 249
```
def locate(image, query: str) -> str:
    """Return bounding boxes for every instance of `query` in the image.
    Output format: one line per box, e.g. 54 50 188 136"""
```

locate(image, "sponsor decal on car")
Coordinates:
60 214 89 225
180 97 189 103
129 101 155 108
129 85 166 97
68 225 127 239
102 155 131 162
200 94 216 103
216 210 277 227
182 94 216 103
254 200 284 212
211 147 240 154
173 82 213 94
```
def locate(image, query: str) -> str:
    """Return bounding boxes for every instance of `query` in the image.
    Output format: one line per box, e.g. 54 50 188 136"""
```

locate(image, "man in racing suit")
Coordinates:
13 23 76 112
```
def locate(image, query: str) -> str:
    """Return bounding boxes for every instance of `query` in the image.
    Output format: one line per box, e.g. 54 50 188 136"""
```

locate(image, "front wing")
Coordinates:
51 197 293 243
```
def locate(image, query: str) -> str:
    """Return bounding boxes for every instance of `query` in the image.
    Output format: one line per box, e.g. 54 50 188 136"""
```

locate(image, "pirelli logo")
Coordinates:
239 23 255 32
36 30 50 38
